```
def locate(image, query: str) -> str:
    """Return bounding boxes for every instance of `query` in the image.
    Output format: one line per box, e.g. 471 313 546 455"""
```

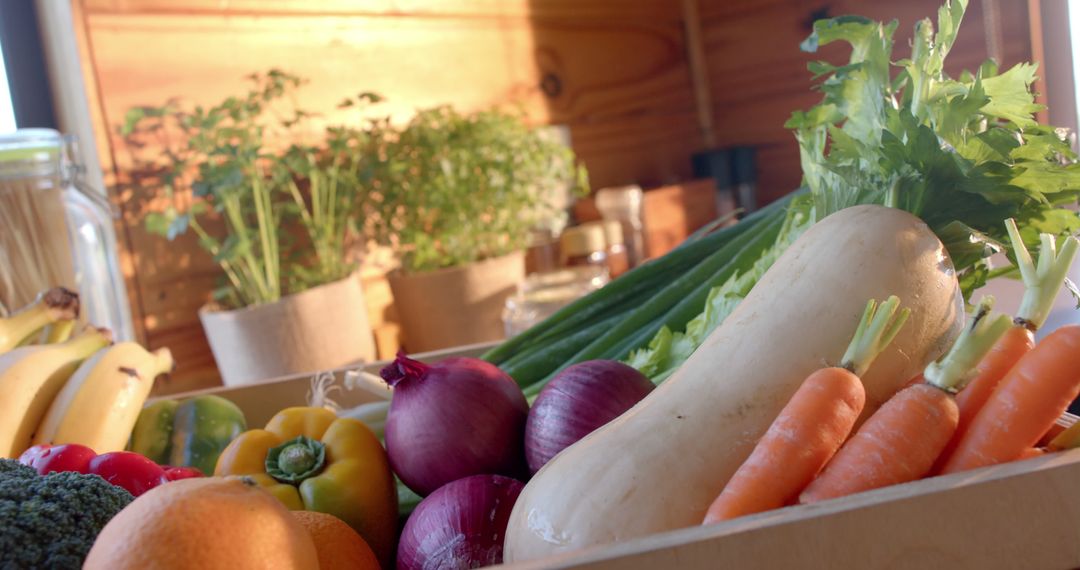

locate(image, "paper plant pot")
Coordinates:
200 274 376 387
388 251 525 353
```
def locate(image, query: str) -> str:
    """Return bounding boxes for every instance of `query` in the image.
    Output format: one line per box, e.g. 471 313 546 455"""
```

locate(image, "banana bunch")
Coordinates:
0 288 175 458
0 287 80 351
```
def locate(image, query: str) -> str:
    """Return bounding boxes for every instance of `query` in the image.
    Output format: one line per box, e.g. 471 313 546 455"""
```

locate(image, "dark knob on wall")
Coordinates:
540 72 563 99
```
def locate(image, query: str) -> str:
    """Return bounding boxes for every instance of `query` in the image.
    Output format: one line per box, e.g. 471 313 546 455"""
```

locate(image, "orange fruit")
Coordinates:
293 510 381 570
84 477 319 570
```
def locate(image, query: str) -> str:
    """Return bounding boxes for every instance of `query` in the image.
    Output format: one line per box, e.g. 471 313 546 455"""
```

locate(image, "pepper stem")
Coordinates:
1007 218 1080 331
379 350 430 387
924 296 1011 393
840 296 911 378
266 436 326 484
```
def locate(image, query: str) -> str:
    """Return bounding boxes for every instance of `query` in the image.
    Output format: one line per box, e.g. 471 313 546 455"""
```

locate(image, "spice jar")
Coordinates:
595 185 646 269
0 129 134 339
525 228 560 275
601 220 629 278
559 221 609 272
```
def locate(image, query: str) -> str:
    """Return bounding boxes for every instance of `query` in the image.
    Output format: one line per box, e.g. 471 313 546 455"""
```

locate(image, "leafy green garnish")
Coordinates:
789 0 1080 300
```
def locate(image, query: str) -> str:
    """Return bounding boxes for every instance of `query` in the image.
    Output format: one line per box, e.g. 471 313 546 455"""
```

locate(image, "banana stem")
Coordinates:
152 348 176 377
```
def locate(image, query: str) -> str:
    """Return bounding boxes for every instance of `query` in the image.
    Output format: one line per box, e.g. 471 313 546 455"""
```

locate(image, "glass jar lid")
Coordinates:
0 128 64 179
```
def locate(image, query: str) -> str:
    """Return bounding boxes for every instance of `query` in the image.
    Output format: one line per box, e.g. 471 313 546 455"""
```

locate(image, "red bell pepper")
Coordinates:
17 444 202 496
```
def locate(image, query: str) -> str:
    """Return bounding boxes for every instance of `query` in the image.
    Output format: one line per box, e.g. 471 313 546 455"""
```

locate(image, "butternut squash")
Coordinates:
503 205 965 561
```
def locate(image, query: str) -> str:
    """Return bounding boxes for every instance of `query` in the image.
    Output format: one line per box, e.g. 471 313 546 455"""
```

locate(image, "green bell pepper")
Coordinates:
129 395 247 475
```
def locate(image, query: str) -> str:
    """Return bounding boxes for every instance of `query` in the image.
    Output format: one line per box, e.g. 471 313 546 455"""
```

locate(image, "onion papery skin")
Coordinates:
525 360 655 474
383 353 529 496
396 474 524 570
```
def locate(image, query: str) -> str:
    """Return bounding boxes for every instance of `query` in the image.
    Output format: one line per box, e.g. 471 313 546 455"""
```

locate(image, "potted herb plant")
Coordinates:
122 70 377 386
369 105 587 352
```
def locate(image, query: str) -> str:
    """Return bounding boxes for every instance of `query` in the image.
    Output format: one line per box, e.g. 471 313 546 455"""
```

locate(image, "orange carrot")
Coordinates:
703 367 865 522
801 297 1010 504
940 325 1080 474
703 297 907 523
941 220 1076 468
931 326 1035 474
801 384 958 503
954 326 1035 431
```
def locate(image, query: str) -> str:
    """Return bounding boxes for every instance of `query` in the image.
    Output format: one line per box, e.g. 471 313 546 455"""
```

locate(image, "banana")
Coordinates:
34 342 174 454
0 287 80 353
0 326 112 458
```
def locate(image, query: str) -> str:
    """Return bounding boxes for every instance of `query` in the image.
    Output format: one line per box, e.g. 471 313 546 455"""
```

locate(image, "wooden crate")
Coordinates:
172 343 1080 570
508 447 1080 569
162 341 496 427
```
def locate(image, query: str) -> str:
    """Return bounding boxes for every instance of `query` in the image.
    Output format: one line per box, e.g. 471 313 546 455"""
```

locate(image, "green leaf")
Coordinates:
144 211 172 237
955 126 1019 163
934 220 1005 270
957 260 991 304
800 15 880 53
935 77 989 146
980 62 1043 127
121 107 147 136
1014 207 1080 238
214 234 250 263
1010 161 1080 197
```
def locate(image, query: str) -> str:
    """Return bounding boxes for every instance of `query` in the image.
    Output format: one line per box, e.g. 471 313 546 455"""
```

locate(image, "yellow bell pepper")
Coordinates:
216 407 397 568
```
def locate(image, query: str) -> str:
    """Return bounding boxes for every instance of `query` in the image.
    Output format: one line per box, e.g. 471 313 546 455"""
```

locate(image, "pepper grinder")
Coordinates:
732 146 758 213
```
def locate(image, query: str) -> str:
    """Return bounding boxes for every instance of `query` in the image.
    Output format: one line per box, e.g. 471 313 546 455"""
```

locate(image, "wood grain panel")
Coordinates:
84 0 684 23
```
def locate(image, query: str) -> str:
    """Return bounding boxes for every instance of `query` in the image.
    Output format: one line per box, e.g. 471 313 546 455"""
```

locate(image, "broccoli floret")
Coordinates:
0 458 134 569
0 460 34 478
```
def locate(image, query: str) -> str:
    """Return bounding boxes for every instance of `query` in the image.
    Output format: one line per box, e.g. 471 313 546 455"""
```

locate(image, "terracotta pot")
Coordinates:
200 274 376 386
388 251 525 353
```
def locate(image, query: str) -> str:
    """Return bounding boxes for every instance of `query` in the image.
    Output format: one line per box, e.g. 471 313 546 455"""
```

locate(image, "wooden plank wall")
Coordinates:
72 0 1035 393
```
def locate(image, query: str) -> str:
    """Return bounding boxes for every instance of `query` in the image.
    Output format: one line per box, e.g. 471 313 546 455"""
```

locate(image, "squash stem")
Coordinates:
923 296 1011 393
1007 218 1080 331
840 296 911 377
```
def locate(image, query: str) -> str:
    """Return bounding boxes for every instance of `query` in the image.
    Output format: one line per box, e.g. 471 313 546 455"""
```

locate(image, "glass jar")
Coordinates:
595 184 647 268
601 219 629 278
501 266 609 338
559 221 609 273
0 129 134 340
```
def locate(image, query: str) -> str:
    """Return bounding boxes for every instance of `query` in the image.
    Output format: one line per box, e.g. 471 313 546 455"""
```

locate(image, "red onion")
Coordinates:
382 352 528 496
397 474 524 570
525 360 654 473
